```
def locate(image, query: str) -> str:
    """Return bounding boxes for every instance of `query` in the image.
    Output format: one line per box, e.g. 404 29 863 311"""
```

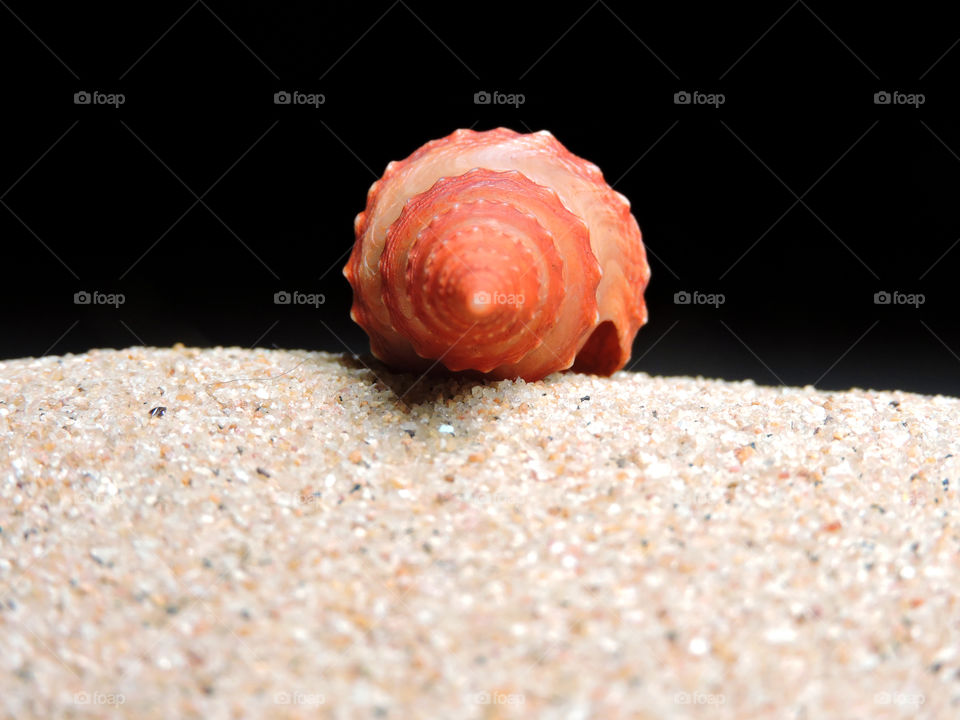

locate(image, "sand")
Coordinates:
1 345 958 719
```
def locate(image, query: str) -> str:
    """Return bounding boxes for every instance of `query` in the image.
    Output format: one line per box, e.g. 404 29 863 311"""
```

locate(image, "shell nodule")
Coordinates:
344 128 651 381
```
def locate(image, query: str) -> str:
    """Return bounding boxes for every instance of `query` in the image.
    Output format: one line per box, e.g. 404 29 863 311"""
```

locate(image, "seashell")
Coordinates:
343 128 650 381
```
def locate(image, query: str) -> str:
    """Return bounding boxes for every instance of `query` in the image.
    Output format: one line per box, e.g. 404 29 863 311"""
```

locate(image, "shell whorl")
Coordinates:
380 168 599 373
344 128 650 381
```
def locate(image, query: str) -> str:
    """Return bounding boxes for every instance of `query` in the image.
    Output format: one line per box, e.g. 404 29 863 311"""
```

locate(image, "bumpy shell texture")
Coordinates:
343 128 651 381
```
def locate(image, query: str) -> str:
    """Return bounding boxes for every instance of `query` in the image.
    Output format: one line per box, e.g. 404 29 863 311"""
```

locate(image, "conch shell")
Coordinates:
344 128 650 381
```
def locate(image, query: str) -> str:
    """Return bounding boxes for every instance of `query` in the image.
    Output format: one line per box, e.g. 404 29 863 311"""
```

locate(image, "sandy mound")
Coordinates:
1 346 957 718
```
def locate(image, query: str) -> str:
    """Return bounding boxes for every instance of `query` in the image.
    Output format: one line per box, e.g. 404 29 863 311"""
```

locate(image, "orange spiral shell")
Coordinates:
344 128 650 381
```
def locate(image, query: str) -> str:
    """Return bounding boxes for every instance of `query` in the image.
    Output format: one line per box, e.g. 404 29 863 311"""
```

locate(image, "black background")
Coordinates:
2 1 959 395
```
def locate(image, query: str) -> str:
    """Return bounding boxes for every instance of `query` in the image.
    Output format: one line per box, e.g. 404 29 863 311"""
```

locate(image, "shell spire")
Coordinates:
344 128 651 381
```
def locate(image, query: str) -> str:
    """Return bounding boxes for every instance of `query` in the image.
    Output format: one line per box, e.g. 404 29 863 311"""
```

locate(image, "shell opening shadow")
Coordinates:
572 321 621 376
337 353 490 410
